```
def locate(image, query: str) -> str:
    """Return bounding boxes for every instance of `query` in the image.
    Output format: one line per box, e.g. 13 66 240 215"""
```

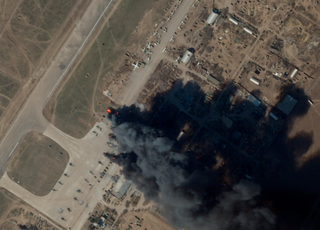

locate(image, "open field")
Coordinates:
0 0 90 137
7 131 69 196
45 0 172 138
0 187 61 229
0 188 13 221
4 0 78 79
0 73 20 99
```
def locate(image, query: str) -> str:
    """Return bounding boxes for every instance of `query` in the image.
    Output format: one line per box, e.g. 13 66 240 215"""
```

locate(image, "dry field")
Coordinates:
0 0 90 139
44 0 172 138
6 131 69 196
0 187 61 229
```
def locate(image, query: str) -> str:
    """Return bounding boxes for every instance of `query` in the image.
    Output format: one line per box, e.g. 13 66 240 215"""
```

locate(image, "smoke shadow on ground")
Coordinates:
106 79 320 230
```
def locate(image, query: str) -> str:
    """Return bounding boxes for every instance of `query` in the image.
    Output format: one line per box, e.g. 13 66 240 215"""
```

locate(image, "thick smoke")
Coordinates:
110 123 276 230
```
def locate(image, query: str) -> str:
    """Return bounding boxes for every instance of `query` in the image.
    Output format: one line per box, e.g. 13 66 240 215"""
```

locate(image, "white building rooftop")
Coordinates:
207 11 219 25
181 50 193 64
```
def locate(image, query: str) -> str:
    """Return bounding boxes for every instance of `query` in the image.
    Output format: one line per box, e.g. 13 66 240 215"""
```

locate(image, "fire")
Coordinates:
196 156 200 160
112 156 116 160
107 109 112 114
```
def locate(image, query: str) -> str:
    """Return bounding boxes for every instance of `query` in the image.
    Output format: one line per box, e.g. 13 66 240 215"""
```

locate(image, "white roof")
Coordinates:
250 77 260 85
290 68 298 78
181 50 193 64
229 17 238 25
207 11 219 24
244 27 253 34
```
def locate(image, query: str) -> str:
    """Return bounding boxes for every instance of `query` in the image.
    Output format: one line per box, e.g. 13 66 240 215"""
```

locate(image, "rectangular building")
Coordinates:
276 94 297 115
207 75 220 86
229 17 239 25
207 11 219 25
247 94 261 107
270 112 278 120
181 50 193 64
113 180 132 199
250 77 260 85
290 68 298 78
244 27 253 35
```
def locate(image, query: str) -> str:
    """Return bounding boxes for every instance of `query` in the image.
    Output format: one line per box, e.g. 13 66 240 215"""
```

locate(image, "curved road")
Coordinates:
0 0 114 176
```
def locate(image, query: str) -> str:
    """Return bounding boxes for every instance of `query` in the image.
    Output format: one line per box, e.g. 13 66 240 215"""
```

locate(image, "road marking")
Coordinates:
8 143 18 158
46 0 114 100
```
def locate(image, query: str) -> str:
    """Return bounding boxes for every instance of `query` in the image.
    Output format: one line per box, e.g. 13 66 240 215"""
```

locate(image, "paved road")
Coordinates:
120 0 195 105
0 0 198 228
0 0 114 176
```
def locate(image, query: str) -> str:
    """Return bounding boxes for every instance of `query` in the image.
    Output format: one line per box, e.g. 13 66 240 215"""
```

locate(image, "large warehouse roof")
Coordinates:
113 180 132 199
276 94 297 115
207 75 220 86
247 94 261 107
206 11 219 25
181 50 193 64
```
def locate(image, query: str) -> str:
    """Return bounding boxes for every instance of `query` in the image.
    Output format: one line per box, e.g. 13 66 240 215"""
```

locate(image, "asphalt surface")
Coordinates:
0 0 197 228
0 122 119 229
120 0 195 105
0 0 114 176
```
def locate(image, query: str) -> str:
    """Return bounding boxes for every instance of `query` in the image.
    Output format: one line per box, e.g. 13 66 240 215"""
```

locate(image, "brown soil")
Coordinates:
0 0 92 141
0 187 63 229
118 210 176 230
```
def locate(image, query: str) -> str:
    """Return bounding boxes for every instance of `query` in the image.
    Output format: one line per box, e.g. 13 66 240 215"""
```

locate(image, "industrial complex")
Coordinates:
0 0 320 230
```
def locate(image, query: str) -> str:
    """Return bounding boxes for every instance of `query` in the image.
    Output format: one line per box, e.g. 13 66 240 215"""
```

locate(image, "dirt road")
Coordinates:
120 0 195 105
0 0 114 177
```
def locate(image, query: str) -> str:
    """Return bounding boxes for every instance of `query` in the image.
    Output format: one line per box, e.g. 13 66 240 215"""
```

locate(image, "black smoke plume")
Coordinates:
106 122 276 230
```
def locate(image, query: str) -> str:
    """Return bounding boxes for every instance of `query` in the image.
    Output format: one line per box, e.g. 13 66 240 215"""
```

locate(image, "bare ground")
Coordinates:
0 0 92 140
6 131 69 196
